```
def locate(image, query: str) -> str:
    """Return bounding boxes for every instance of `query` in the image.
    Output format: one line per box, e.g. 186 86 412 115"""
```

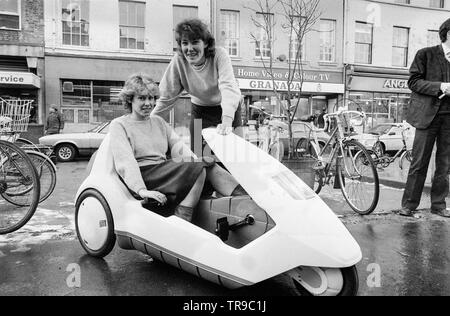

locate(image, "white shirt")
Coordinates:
441 43 450 94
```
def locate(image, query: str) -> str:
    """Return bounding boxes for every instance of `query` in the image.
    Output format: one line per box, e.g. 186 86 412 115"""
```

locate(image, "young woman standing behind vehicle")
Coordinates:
151 18 242 153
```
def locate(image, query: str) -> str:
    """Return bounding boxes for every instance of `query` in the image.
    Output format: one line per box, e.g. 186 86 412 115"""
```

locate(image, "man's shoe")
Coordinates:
399 208 414 217
431 208 450 218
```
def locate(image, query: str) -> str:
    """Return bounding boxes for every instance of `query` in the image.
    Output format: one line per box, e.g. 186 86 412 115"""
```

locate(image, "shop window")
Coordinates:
62 80 91 107
93 81 125 123
0 0 20 30
62 0 90 47
220 10 240 57
62 109 75 123
119 0 145 50
78 109 90 123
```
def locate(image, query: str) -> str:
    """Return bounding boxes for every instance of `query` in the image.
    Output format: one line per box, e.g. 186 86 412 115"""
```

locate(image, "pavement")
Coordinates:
1 157 449 296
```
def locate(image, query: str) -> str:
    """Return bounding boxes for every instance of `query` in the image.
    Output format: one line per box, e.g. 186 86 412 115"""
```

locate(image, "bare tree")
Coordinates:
248 0 322 158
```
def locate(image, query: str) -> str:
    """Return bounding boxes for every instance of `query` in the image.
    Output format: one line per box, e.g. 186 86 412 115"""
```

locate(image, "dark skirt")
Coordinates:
139 159 213 217
190 103 242 152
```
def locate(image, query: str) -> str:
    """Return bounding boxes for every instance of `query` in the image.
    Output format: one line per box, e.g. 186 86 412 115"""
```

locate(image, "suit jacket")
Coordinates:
407 45 448 129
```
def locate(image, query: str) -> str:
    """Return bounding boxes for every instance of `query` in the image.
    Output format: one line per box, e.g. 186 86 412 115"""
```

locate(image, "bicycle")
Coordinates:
0 98 41 234
250 105 288 161
294 110 380 215
0 140 40 234
354 128 412 171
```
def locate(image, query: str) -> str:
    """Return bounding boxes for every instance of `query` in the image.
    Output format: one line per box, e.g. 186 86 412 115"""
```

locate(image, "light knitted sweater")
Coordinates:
152 47 241 119
109 115 193 194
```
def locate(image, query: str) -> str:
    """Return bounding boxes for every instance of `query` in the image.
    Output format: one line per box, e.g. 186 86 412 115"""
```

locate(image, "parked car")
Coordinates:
39 121 110 162
350 122 415 154
244 120 330 156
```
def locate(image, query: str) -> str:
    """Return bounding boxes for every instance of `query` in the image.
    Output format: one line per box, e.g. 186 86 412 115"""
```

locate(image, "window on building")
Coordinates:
289 16 305 61
119 0 145 50
427 30 441 46
173 5 198 51
355 22 373 64
61 80 125 124
220 10 239 57
255 13 273 58
62 0 89 46
430 0 445 8
320 19 336 62
0 0 20 30
392 26 409 67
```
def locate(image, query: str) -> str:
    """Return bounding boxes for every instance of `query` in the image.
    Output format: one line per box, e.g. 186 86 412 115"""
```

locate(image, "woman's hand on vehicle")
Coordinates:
139 189 167 205
217 116 233 135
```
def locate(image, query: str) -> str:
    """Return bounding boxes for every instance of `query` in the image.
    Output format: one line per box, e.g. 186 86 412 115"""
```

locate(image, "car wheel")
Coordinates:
56 144 76 162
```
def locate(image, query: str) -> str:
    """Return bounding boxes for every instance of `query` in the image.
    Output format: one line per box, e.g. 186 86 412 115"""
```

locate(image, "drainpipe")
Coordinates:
210 0 217 38
342 0 349 109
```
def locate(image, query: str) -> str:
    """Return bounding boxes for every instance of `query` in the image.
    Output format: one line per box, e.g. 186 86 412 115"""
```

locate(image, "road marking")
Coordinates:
0 250 5 258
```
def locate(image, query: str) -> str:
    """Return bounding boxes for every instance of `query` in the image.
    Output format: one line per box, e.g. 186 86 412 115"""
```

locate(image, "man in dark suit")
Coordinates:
400 18 450 218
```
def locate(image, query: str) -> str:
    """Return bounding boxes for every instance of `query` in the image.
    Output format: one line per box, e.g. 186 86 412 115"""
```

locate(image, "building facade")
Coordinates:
344 0 450 127
44 0 210 132
214 0 346 121
0 0 45 139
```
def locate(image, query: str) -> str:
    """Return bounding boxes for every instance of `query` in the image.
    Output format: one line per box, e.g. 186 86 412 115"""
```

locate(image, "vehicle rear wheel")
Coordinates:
290 266 359 296
56 144 76 162
75 189 116 258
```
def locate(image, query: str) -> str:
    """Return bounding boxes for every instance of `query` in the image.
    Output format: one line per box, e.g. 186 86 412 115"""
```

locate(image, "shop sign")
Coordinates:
383 79 408 90
0 71 40 88
237 78 345 93
234 66 343 84
350 76 410 93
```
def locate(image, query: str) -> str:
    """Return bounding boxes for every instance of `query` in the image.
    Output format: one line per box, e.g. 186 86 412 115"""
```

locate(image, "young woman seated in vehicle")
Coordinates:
110 73 247 222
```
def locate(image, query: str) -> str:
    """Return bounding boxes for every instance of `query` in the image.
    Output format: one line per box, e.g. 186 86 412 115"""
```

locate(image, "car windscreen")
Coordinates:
89 122 107 133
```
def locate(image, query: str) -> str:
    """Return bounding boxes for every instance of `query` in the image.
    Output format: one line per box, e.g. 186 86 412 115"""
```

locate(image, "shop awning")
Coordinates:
0 71 40 89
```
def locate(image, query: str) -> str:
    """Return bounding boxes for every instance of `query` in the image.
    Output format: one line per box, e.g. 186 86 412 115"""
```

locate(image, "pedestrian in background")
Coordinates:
400 18 450 218
45 105 64 135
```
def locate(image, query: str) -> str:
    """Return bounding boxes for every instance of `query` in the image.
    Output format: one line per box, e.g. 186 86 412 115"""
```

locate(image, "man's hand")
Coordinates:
441 83 450 96
217 116 233 135
138 189 167 205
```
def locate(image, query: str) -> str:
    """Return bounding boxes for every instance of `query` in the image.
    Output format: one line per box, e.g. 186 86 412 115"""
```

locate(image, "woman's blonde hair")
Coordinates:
118 73 160 112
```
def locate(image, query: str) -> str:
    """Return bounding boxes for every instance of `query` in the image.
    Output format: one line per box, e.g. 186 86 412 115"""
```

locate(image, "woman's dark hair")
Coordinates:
118 73 159 112
175 18 216 58
439 18 450 43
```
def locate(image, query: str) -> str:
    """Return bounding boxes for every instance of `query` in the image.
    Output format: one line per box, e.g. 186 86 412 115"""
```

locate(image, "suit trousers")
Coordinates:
402 114 450 210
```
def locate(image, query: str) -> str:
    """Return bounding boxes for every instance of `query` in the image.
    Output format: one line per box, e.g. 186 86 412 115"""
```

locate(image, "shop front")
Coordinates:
0 69 42 141
45 55 170 133
233 66 345 123
346 66 411 129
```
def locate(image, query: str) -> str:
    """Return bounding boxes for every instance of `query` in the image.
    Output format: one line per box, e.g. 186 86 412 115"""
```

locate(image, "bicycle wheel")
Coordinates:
399 149 412 170
337 140 379 215
295 138 323 194
0 140 40 234
26 151 57 203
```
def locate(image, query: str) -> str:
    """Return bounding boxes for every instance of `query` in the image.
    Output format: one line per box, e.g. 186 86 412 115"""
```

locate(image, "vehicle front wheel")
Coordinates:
289 266 359 296
75 189 116 258
56 144 76 162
